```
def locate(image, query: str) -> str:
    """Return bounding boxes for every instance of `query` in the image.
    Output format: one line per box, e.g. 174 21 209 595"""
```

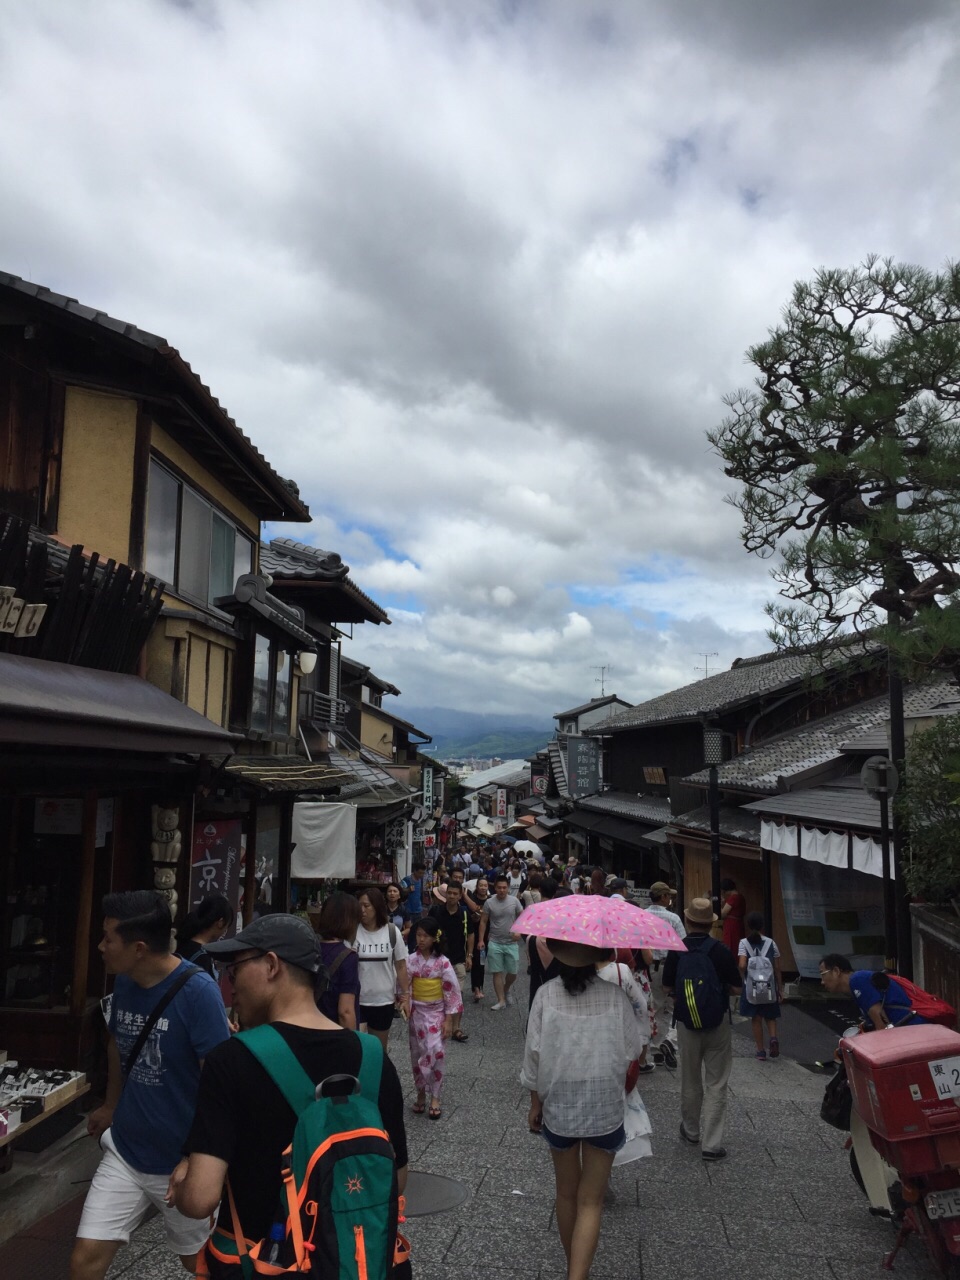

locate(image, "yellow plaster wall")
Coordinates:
150 422 259 536
58 388 136 563
144 614 236 729
360 708 394 757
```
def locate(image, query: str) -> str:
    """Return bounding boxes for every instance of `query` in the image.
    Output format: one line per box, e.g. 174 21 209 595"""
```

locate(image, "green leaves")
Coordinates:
709 257 960 678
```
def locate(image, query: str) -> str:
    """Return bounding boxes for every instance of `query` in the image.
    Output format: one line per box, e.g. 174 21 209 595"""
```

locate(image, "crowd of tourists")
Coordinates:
68 847 794 1280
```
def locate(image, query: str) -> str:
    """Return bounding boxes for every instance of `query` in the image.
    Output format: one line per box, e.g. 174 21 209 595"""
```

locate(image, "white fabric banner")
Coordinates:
291 803 357 878
852 833 884 878
760 819 797 856
800 826 847 869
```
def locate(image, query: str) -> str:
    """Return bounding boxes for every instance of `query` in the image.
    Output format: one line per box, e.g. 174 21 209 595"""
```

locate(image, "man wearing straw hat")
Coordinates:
661 897 741 1162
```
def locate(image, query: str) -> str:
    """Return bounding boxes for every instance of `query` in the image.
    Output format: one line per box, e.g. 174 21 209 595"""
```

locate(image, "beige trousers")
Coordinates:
677 1019 732 1152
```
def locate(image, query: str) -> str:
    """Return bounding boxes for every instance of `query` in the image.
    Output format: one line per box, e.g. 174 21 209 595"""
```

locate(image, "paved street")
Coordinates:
92 973 940 1279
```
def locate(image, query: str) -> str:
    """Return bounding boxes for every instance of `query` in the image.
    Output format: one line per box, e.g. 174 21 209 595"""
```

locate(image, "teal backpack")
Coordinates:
201 1027 405 1279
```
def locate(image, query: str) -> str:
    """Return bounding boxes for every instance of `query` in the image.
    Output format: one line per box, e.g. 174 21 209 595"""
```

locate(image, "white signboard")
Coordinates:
422 767 434 811
34 798 83 836
496 788 507 818
929 1056 960 1101
470 794 479 817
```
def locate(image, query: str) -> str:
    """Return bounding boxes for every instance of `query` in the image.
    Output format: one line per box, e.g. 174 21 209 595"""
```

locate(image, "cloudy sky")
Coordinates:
3 0 959 719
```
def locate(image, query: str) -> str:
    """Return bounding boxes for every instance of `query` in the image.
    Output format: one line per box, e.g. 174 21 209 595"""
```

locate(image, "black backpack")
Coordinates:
673 938 727 1031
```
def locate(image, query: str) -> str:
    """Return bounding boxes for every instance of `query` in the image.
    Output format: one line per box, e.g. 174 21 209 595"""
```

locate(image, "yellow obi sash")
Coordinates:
412 976 443 1002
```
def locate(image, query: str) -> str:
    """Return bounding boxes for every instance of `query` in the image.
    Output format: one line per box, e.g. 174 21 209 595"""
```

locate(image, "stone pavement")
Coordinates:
49 973 943 1279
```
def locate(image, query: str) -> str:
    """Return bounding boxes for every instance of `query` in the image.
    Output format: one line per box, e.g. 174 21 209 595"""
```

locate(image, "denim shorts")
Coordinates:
541 1122 626 1153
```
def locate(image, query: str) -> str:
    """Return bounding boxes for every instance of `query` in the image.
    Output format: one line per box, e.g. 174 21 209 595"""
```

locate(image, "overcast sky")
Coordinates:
3 0 959 719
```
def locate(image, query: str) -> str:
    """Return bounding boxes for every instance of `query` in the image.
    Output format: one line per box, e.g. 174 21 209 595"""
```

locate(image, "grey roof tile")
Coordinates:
554 695 630 720
0 269 309 521
684 678 956 792
669 804 762 844
591 643 875 733
575 791 673 824
743 783 882 831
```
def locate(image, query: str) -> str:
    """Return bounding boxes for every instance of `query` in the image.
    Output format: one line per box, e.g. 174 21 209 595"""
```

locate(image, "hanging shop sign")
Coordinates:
567 737 600 799
189 819 243 915
422 767 434 811
496 788 507 818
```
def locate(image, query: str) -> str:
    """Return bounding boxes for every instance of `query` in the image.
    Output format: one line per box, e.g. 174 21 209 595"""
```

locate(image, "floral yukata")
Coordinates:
407 951 463 1098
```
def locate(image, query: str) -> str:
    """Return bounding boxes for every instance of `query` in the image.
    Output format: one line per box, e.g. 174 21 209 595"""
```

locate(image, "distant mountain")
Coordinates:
396 706 553 763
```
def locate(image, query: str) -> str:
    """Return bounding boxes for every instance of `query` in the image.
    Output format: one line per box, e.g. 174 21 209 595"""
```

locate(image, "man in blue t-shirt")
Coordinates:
819 953 927 1030
72 891 230 1280
401 861 427 918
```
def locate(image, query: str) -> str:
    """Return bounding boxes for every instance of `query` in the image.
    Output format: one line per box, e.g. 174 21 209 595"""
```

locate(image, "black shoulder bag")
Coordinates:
121 965 202 1080
820 1060 853 1130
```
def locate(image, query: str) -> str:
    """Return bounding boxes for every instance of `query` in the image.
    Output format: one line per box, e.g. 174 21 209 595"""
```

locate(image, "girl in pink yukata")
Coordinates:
407 917 463 1119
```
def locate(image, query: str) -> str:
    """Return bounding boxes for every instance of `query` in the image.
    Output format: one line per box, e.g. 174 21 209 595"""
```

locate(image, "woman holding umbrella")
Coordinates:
521 939 640 1280
516 895 684 1280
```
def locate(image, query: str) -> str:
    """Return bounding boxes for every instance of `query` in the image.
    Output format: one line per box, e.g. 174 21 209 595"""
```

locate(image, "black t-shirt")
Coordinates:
428 903 469 964
185 1022 408 1241
661 933 741 991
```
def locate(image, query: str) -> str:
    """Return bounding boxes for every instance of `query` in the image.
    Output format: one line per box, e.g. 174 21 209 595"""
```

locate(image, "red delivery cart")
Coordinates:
843 1023 960 1276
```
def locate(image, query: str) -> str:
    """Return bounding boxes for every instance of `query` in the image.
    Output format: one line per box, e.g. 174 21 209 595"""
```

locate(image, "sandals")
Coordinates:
412 1096 426 1114
428 1104 442 1120
769 1038 780 1059
452 1030 469 1042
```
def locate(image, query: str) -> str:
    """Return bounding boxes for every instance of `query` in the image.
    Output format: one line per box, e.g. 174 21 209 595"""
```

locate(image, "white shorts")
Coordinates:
76 1128 212 1255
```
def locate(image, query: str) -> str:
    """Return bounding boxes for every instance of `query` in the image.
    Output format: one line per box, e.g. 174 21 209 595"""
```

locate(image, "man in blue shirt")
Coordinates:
401 861 427 918
71 891 230 1280
819 953 927 1030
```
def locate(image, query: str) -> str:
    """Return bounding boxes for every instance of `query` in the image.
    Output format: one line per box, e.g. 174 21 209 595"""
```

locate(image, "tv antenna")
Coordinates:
696 652 719 678
593 665 610 697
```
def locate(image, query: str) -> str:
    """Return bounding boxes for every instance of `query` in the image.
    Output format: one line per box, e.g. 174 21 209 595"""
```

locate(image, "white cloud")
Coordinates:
1 0 958 717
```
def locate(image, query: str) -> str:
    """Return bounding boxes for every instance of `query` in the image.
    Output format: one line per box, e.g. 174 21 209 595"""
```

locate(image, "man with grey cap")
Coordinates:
168 915 408 1249
661 898 741 1162
645 881 685 1069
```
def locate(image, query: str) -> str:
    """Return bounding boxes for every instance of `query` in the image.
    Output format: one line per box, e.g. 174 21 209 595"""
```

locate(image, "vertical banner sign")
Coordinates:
190 820 243 915
470 794 480 818
567 737 600 799
507 804 516 827
422 767 434 811
496 788 507 818
530 762 548 796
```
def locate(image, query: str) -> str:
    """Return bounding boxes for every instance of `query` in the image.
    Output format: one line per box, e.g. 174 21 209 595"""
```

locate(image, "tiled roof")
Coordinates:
554 695 629 720
841 694 960 752
0 270 309 522
684 679 956 793
668 804 762 845
261 539 349 580
261 540 390 626
591 643 874 733
575 791 674 825
341 656 401 694
743 780 881 831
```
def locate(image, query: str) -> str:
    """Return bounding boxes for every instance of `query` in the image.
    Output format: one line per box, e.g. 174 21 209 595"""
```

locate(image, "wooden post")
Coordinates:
71 790 98 1018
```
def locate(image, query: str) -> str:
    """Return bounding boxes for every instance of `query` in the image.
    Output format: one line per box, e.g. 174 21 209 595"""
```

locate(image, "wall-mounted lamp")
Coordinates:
297 651 318 676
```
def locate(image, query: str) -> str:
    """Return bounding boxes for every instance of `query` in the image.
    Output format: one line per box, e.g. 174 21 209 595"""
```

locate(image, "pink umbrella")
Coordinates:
513 896 686 952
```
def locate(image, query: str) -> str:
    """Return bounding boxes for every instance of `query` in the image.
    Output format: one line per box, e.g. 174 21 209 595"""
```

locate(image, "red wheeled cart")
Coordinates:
843 1024 960 1277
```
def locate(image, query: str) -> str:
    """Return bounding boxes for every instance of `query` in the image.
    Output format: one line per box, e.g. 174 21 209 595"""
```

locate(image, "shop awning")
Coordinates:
0 652 240 754
224 757 351 793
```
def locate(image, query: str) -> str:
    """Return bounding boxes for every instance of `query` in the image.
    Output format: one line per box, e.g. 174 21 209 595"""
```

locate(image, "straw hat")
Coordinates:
684 897 718 925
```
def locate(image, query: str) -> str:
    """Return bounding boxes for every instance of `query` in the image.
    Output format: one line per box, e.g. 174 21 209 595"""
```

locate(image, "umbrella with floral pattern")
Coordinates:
513 895 685 951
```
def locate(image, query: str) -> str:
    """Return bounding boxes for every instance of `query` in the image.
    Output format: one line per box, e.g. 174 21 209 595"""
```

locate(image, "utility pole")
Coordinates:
696 652 718 679
593 665 609 697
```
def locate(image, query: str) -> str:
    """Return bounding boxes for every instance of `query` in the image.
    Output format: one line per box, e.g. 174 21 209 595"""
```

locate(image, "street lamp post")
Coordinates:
703 726 725 916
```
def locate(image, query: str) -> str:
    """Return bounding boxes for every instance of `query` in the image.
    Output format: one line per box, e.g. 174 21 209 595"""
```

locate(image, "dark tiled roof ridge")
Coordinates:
554 694 628 719
0 270 309 521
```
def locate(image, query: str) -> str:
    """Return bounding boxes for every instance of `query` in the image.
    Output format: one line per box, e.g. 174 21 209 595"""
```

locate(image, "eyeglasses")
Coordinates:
220 953 263 983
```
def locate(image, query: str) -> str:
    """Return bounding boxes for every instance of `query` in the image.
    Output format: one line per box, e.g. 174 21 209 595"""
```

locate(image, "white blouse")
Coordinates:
520 977 642 1139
